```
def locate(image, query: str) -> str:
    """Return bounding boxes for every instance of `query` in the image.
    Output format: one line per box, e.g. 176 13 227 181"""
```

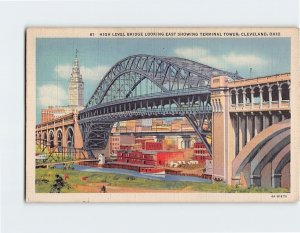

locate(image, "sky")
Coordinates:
36 37 290 123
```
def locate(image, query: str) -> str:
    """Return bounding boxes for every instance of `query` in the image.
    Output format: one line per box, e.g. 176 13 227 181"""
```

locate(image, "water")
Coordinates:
54 164 211 183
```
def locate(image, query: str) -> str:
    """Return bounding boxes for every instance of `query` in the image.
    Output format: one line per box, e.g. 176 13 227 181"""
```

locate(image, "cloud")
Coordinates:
38 84 67 107
224 53 268 66
55 65 110 81
174 46 268 70
174 47 209 58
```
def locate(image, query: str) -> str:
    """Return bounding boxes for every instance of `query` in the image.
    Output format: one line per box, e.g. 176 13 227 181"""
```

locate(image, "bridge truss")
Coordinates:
79 54 242 155
35 138 88 164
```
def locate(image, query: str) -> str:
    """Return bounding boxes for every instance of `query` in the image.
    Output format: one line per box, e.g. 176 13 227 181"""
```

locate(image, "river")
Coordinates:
55 164 212 183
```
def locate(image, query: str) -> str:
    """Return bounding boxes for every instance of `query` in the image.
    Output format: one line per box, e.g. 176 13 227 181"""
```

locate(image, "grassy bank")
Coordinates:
35 168 288 193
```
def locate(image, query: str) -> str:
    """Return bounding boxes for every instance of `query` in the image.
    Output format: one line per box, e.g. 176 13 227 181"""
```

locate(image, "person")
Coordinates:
100 185 106 193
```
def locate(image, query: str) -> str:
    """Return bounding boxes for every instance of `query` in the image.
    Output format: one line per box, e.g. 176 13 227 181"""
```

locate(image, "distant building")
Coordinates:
193 142 209 157
135 137 155 149
144 141 163 151
125 120 137 131
163 136 178 150
193 142 211 166
110 135 135 154
68 49 84 107
138 119 152 127
116 149 184 166
40 50 84 124
41 106 73 123
152 118 164 126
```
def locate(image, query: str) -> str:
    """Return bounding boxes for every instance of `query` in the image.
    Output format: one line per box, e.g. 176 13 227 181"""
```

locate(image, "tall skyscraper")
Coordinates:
69 49 84 107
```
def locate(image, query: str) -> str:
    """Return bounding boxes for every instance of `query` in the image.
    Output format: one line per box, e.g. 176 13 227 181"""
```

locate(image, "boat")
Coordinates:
139 167 165 175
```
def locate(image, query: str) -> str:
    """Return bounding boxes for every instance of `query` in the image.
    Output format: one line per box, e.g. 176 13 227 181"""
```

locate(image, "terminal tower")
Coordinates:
69 49 84 107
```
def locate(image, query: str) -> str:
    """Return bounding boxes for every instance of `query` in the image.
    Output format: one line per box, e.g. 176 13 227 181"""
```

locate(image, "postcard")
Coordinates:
26 28 299 202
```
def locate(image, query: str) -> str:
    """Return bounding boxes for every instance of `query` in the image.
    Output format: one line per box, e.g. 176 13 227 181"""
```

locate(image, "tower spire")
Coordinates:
72 49 80 73
75 48 78 58
69 49 84 107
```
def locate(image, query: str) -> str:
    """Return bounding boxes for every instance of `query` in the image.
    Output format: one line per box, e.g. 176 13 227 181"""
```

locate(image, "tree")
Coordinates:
50 174 68 193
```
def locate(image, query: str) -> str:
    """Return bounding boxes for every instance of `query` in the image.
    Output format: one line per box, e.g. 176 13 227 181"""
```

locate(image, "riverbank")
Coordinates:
35 168 288 193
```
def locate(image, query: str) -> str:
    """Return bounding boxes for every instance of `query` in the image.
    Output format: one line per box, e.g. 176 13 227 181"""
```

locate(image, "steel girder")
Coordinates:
80 54 242 154
79 120 113 150
86 54 241 108
79 93 212 152
79 110 211 151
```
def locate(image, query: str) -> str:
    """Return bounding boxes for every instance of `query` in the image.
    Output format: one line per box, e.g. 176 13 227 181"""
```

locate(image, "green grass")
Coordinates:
35 168 289 193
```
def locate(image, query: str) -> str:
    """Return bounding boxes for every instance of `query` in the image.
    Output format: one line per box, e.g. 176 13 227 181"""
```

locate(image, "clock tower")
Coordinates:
68 49 84 107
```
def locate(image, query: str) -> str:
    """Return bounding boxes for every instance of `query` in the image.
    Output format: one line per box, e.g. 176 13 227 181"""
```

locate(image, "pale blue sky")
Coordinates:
36 37 290 123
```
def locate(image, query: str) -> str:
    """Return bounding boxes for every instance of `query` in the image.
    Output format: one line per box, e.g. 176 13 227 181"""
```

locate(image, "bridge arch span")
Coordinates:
86 54 241 108
66 126 74 148
98 70 168 105
79 54 241 154
56 128 63 150
232 119 290 189
271 145 290 188
48 130 54 148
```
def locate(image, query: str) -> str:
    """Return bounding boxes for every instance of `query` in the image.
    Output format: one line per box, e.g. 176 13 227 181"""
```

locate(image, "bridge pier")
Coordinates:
211 76 236 183
263 114 270 129
254 114 262 136
272 114 279 124
272 173 282 188
250 175 261 187
239 115 246 150
246 115 253 143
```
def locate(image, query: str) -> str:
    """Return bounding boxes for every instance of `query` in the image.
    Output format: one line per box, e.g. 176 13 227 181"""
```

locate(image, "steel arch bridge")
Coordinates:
78 54 242 155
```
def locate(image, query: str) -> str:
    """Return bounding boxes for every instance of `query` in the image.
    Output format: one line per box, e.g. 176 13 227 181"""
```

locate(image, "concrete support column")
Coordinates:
46 131 50 146
251 175 261 187
272 174 282 188
268 87 272 108
247 115 253 142
272 115 279 124
233 115 239 156
53 128 57 147
289 85 291 107
62 126 68 148
250 90 254 109
242 89 246 109
263 114 270 129
74 117 83 149
259 89 263 109
278 87 282 108
239 115 246 150
254 115 262 136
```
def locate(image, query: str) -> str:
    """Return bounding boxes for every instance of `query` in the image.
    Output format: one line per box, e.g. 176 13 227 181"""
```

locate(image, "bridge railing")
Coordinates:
88 106 211 119
230 100 290 112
